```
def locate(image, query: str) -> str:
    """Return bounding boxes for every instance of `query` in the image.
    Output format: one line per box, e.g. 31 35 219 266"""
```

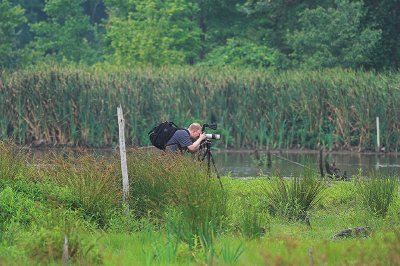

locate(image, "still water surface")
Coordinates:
211 150 400 178
31 148 400 178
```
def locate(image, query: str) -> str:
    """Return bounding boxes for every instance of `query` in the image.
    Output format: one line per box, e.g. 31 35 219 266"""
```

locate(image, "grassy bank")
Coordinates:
1 66 400 151
0 142 399 265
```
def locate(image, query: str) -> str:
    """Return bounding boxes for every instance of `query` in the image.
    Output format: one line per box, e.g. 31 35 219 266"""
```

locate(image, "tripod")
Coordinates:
200 139 223 189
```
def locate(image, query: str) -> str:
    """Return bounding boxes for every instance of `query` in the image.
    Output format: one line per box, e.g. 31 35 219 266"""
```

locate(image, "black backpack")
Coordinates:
148 121 179 150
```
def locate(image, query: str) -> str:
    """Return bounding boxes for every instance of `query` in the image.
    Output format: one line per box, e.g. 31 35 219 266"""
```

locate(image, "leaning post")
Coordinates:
117 106 129 210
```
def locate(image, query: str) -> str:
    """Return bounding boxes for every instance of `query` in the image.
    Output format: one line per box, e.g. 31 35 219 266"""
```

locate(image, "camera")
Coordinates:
202 123 221 140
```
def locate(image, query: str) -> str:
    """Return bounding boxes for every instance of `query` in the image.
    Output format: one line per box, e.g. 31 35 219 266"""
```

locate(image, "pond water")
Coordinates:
211 150 400 178
30 148 400 178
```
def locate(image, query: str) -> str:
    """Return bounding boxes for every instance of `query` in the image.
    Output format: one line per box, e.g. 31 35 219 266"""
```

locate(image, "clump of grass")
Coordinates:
356 175 398 218
45 152 121 226
219 241 245 265
265 174 326 223
126 150 173 218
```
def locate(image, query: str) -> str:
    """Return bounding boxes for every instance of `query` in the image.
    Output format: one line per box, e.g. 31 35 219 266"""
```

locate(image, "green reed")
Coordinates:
1 66 400 150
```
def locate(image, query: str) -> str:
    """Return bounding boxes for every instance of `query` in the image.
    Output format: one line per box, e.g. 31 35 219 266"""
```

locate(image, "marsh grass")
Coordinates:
236 193 268 239
0 141 28 181
127 150 173 219
265 174 326 222
356 175 399 218
2 142 400 265
219 241 245 264
2 67 400 151
137 218 176 265
44 151 121 226
26 226 101 265
128 150 227 261
0 144 104 264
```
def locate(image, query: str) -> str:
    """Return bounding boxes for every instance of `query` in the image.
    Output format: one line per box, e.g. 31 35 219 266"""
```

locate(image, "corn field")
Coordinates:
1 66 399 151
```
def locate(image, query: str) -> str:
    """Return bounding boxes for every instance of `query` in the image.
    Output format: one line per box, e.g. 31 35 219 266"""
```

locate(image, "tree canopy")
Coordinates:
0 0 27 68
1 0 399 70
287 0 381 69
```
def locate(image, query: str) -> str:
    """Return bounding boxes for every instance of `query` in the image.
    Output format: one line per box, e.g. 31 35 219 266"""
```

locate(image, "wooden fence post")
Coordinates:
62 236 68 265
117 106 129 207
376 117 380 152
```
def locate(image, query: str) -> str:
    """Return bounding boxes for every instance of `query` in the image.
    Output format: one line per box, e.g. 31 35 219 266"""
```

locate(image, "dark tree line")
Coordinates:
1 0 399 70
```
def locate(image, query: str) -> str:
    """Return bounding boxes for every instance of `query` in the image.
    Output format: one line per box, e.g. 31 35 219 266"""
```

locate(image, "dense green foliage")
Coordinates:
106 0 200 66
1 0 400 70
202 38 281 68
0 142 399 264
0 1 27 68
1 66 400 151
288 0 381 69
2 1 399 151
30 0 102 64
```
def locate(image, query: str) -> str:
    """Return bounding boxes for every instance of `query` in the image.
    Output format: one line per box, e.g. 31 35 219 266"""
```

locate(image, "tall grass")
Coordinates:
43 152 122 226
1 66 400 151
127 150 227 252
265 174 326 222
0 141 28 181
234 193 268 239
356 175 399 218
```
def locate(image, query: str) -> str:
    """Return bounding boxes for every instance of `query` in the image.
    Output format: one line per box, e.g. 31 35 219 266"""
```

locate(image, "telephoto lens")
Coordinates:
205 133 221 140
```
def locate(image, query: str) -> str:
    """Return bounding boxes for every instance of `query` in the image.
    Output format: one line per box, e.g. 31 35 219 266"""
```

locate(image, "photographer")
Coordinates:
165 123 207 153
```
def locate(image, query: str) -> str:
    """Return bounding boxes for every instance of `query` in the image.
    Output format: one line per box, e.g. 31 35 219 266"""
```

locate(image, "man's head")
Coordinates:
188 123 202 140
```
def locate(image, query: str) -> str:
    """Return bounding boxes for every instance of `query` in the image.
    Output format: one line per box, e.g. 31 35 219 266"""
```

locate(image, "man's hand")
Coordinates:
198 132 207 141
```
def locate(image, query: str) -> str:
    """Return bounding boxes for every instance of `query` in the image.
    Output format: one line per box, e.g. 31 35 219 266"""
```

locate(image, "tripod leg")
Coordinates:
209 152 223 190
200 147 207 162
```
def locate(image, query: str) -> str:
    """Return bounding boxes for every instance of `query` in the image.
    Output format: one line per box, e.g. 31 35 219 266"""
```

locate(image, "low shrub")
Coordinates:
0 186 43 235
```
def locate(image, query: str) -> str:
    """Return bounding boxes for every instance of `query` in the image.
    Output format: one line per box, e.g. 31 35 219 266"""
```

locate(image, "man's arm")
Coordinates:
187 132 207 152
